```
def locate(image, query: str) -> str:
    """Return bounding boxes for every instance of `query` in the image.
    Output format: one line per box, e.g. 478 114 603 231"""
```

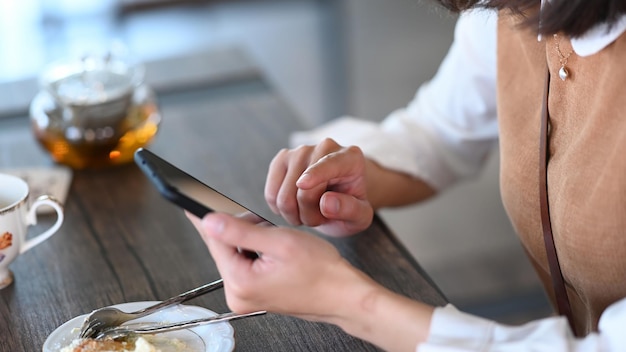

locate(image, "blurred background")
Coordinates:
0 0 551 323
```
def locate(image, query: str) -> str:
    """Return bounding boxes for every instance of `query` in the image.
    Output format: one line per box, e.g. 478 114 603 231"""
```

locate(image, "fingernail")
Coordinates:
203 215 225 235
323 196 340 215
296 173 310 186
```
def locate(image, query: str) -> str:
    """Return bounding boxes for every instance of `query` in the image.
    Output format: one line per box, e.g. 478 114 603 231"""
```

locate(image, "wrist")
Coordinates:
329 261 435 351
365 158 436 209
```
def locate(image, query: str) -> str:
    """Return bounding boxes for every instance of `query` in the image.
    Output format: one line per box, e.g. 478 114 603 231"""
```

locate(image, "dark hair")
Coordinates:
436 0 626 37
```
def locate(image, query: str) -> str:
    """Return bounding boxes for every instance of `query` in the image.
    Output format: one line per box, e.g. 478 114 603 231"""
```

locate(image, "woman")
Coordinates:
190 0 626 350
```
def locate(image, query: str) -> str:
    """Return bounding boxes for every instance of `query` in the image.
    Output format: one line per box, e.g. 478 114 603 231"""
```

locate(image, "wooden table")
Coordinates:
0 50 446 352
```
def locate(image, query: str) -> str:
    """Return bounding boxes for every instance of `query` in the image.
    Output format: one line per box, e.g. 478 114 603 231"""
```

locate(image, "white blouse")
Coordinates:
290 10 500 190
289 8 626 352
421 298 626 351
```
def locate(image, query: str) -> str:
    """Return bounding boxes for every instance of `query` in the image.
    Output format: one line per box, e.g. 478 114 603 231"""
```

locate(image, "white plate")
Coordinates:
43 301 235 352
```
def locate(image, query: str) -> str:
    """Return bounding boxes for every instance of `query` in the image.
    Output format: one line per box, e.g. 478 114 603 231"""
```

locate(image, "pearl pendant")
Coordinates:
558 66 569 81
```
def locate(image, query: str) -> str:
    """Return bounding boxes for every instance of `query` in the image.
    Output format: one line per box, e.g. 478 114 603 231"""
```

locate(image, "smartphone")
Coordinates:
134 147 273 225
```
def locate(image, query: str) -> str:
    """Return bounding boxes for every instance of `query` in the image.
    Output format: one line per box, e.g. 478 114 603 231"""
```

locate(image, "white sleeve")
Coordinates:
418 298 626 351
290 9 499 190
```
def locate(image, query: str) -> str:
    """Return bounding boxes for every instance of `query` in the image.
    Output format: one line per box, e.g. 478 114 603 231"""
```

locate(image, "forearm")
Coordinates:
328 261 434 352
366 158 437 210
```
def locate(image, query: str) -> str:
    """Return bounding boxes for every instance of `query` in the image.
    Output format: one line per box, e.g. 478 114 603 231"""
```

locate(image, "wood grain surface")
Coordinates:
0 77 446 352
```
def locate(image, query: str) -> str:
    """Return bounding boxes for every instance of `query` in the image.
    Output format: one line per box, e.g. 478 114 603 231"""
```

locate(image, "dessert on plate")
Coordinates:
59 335 186 352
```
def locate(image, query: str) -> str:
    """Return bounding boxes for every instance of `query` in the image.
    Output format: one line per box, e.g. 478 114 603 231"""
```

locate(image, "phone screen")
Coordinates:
135 148 271 224
165 171 250 215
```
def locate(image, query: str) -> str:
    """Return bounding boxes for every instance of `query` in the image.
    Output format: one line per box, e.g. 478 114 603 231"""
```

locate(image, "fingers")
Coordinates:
320 192 373 224
264 139 373 235
199 213 265 292
200 213 281 257
265 139 347 226
265 147 313 225
197 214 263 313
265 148 291 216
316 192 374 236
295 181 328 226
296 145 367 198
297 145 370 231
275 147 316 225
198 212 359 318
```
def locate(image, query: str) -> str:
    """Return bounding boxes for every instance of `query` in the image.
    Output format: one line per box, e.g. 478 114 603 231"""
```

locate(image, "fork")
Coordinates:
79 278 224 339
94 310 266 340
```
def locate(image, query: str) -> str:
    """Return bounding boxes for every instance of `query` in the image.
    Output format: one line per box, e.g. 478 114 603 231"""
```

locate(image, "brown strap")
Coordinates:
539 69 577 335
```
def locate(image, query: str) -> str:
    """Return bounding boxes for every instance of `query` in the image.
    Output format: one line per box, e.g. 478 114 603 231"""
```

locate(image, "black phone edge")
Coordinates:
134 147 268 258
134 148 213 219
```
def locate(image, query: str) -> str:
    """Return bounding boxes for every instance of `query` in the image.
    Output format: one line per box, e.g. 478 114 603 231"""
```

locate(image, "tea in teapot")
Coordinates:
30 51 161 169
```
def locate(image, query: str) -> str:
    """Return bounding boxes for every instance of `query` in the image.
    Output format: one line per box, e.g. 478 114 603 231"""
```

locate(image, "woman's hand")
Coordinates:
189 212 373 320
190 212 435 351
265 138 374 237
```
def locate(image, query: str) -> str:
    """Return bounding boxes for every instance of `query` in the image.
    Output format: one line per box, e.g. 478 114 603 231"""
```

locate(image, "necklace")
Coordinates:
553 34 573 81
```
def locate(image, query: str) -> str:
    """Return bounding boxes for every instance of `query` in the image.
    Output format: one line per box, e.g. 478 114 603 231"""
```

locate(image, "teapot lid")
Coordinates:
41 51 144 107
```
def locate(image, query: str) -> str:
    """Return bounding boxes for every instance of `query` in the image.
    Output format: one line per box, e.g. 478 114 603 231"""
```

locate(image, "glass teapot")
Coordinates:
30 50 161 169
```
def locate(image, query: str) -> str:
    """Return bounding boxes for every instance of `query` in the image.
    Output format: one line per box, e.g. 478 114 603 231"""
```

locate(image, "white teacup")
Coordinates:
0 173 64 289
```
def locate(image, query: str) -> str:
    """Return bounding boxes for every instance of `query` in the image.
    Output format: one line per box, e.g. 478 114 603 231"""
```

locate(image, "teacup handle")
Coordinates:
20 195 64 254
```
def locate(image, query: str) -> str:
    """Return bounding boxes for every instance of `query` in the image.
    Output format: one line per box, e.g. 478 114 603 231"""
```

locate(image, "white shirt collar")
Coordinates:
539 0 626 57
571 14 626 56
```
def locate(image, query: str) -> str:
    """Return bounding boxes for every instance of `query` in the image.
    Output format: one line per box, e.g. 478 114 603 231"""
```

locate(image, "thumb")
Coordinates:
319 192 373 234
201 213 275 254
